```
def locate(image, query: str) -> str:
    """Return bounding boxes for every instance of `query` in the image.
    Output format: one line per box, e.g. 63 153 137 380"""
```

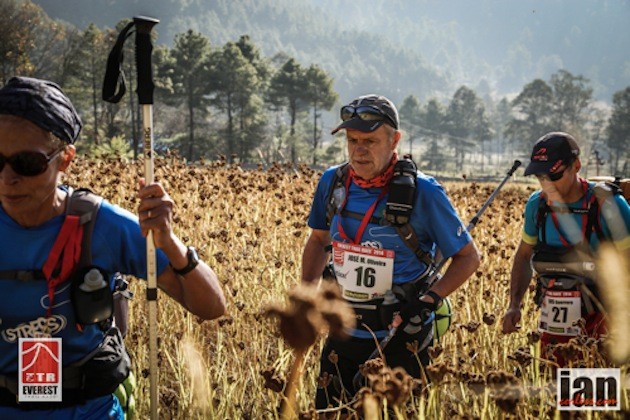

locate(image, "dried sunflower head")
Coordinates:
265 282 355 352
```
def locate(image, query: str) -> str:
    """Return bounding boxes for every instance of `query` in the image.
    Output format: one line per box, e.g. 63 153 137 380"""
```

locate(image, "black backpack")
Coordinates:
324 156 434 268
535 180 626 246
0 187 132 334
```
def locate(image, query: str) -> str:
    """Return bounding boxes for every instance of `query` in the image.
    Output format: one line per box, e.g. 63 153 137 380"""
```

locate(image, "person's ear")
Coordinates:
573 158 581 172
58 145 76 172
392 130 401 150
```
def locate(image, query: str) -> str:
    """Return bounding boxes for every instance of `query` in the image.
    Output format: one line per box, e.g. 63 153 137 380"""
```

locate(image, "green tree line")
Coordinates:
2 0 629 174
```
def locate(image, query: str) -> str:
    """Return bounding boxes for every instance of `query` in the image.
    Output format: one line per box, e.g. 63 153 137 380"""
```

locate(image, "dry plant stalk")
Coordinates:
180 337 210 410
596 243 630 363
361 391 381 420
265 281 355 418
63 158 627 419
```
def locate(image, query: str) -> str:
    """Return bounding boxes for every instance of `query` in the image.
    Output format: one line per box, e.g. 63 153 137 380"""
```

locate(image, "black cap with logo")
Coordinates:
523 132 580 176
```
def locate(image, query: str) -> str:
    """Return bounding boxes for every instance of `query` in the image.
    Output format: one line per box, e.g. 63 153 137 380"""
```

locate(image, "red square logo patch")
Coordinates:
18 338 62 402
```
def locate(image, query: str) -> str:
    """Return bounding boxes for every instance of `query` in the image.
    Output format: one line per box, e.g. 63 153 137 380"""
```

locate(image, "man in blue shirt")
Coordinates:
302 94 480 409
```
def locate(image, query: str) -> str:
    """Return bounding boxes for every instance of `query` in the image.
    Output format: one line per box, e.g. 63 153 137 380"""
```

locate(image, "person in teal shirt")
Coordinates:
502 131 630 366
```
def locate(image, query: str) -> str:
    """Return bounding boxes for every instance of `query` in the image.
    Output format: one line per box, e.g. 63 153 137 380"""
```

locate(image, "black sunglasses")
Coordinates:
535 161 573 182
340 105 397 129
0 148 64 177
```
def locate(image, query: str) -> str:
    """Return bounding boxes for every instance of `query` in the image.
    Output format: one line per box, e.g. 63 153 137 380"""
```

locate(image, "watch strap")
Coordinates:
171 246 199 276
424 290 443 310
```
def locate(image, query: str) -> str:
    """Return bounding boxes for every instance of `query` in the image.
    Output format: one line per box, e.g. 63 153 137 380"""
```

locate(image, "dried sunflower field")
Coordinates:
65 156 629 419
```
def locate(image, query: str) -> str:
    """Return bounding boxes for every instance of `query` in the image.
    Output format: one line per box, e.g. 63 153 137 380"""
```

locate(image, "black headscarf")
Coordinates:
0 76 82 143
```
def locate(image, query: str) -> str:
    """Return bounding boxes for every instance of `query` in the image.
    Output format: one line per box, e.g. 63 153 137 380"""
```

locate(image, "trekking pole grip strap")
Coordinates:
133 16 159 105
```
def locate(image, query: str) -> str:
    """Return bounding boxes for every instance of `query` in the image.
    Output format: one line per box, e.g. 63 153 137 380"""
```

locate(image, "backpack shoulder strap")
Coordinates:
325 162 350 228
618 178 630 203
66 187 104 267
592 180 622 200
0 187 103 282
590 181 625 241
536 193 550 245
395 223 434 267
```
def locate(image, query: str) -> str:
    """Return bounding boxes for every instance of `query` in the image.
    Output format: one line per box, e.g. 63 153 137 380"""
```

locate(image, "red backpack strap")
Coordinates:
40 188 103 316
42 215 83 316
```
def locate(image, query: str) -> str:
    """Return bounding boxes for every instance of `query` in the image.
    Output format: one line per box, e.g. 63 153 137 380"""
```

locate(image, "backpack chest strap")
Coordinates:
0 270 46 281
336 209 434 268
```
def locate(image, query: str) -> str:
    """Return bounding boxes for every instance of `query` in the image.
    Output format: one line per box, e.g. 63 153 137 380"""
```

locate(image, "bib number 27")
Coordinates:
552 306 568 323
355 266 376 287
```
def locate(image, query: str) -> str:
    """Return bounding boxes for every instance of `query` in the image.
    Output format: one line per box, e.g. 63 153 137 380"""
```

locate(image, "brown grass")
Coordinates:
65 156 629 419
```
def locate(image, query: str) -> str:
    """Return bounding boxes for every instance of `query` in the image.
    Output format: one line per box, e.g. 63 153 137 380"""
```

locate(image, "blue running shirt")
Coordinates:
308 166 472 338
0 189 168 417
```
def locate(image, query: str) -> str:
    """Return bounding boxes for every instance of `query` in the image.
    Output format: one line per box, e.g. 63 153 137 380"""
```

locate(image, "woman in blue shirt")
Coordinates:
0 76 226 418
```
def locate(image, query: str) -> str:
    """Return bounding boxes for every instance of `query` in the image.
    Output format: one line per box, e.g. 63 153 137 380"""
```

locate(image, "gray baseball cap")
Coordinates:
331 94 399 134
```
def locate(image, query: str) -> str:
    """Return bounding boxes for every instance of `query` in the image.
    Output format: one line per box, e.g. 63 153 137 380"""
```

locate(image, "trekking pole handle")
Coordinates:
133 16 159 105
467 160 521 231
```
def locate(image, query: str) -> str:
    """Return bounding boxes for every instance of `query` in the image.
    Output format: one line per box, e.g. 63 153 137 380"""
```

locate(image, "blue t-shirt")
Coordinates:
308 165 472 338
0 190 169 418
522 184 630 251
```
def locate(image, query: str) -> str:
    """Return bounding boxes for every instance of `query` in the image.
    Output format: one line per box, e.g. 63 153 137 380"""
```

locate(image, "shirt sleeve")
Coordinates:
92 201 169 279
414 176 472 260
307 167 337 231
522 191 541 246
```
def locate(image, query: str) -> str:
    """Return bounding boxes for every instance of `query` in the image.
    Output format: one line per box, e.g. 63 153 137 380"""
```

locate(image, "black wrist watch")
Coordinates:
171 246 199 276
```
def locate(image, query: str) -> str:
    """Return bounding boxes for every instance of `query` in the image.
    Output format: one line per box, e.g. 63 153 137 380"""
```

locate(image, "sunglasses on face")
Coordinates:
340 105 397 128
535 165 570 182
0 148 64 177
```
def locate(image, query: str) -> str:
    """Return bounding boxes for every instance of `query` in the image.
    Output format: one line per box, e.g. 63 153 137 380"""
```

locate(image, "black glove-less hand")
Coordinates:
400 291 442 335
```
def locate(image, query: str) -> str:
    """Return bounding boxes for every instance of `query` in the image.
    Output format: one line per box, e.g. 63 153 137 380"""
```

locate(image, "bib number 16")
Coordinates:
355 266 376 287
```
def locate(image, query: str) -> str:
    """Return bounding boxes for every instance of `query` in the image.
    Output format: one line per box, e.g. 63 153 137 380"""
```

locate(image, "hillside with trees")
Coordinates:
2 0 629 176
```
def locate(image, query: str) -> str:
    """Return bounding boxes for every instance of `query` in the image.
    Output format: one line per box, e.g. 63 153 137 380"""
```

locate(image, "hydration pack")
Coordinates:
325 155 434 268
0 187 132 334
324 156 455 340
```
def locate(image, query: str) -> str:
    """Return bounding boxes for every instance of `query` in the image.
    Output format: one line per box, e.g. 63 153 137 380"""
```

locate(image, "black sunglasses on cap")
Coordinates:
340 105 397 128
0 147 64 177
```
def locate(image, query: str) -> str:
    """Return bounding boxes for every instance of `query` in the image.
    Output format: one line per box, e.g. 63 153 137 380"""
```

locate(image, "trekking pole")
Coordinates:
135 17 160 420
351 159 521 391
465 159 522 232
103 15 160 420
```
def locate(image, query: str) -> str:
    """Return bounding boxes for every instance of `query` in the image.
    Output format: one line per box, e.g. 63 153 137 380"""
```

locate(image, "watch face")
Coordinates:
189 247 200 264
173 246 199 275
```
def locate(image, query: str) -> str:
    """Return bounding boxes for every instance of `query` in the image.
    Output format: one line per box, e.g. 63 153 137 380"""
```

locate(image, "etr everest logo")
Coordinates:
18 338 62 402
557 368 620 411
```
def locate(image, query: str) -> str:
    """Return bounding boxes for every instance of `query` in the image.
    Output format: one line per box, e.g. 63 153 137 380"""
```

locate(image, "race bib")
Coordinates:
538 290 582 336
18 337 62 402
332 241 394 301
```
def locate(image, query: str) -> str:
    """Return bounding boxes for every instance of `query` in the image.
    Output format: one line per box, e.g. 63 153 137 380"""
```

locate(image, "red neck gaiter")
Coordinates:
349 153 398 188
